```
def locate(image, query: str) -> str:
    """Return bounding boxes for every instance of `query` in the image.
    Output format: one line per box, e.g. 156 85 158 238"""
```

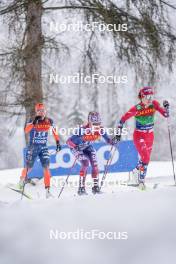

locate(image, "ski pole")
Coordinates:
100 145 116 190
58 158 77 198
166 118 176 185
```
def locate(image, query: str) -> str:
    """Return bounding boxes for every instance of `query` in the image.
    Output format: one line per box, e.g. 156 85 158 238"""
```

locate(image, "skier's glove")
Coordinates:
109 138 117 145
113 122 123 143
112 134 121 144
163 100 169 109
163 100 169 117
71 147 83 159
33 116 42 125
56 141 62 152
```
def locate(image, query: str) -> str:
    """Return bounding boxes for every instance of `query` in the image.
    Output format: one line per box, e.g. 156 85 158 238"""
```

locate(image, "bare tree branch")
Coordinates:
0 0 25 15
43 5 98 11
160 0 176 10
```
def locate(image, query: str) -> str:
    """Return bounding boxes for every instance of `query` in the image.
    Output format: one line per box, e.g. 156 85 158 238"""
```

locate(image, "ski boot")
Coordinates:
129 168 139 186
138 181 146 191
92 185 101 194
18 178 36 190
18 178 25 190
138 163 148 191
78 186 87 195
92 178 101 194
78 175 87 195
46 187 54 199
25 178 36 186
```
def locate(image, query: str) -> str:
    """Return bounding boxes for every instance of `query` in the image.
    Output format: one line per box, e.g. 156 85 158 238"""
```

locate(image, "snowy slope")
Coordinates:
0 162 176 264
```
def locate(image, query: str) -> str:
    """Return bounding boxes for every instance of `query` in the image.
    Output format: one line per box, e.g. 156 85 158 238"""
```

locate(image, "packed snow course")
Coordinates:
0 161 176 264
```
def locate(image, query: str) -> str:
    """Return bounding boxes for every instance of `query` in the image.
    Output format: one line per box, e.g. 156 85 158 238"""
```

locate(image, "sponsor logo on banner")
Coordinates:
25 141 138 178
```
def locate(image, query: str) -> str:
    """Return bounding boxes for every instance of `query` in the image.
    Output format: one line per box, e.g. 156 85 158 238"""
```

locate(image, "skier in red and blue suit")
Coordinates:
66 111 114 195
115 86 169 189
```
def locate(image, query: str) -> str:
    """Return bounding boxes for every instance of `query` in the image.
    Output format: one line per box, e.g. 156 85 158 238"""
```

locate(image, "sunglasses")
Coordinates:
144 95 153 100
92 123 101 126
36 109 45 113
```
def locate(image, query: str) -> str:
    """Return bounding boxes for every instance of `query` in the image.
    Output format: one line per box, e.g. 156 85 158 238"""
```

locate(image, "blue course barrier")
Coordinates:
25 140 138 178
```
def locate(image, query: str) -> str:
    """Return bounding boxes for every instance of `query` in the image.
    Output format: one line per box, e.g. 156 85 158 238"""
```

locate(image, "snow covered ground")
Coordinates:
0 162 176 264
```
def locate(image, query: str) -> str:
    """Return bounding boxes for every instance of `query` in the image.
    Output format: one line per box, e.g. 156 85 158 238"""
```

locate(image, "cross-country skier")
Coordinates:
114 86 169 190
19 103 61 198
66 111 114 195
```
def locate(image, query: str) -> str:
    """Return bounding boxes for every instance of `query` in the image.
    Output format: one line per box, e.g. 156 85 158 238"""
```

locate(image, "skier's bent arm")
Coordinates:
153 100 169 117
52 126 62 152
112 106 137 143
48 118 60 142
24 116 42 133
24 123 34 134
120 106 138 124
52 127 60 142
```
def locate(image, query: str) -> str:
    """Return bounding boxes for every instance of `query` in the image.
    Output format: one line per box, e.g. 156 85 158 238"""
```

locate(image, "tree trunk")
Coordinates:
23 0 43 122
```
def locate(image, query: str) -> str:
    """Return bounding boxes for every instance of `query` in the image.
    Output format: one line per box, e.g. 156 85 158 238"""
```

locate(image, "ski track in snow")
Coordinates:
0 162 176 264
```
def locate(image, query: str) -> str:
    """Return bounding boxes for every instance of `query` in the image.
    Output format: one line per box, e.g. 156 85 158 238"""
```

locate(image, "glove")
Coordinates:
71 147 84 160
109 136 119 145
112 122 123 143
163 100 170 117
111 134 121 144
109 138 116 145
33 116 42 125
56 141 61 152
163 100 169 109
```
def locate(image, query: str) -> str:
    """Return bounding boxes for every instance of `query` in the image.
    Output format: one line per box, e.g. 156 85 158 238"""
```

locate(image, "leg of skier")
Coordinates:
19 146 37 189
133 130 154 189
39 145 53 198
78 158 89 195
70 147 89 195
86 146 100 194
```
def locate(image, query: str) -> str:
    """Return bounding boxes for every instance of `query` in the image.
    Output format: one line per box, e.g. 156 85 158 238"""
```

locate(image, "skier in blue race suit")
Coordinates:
67 111 115 195
19 103 61 198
